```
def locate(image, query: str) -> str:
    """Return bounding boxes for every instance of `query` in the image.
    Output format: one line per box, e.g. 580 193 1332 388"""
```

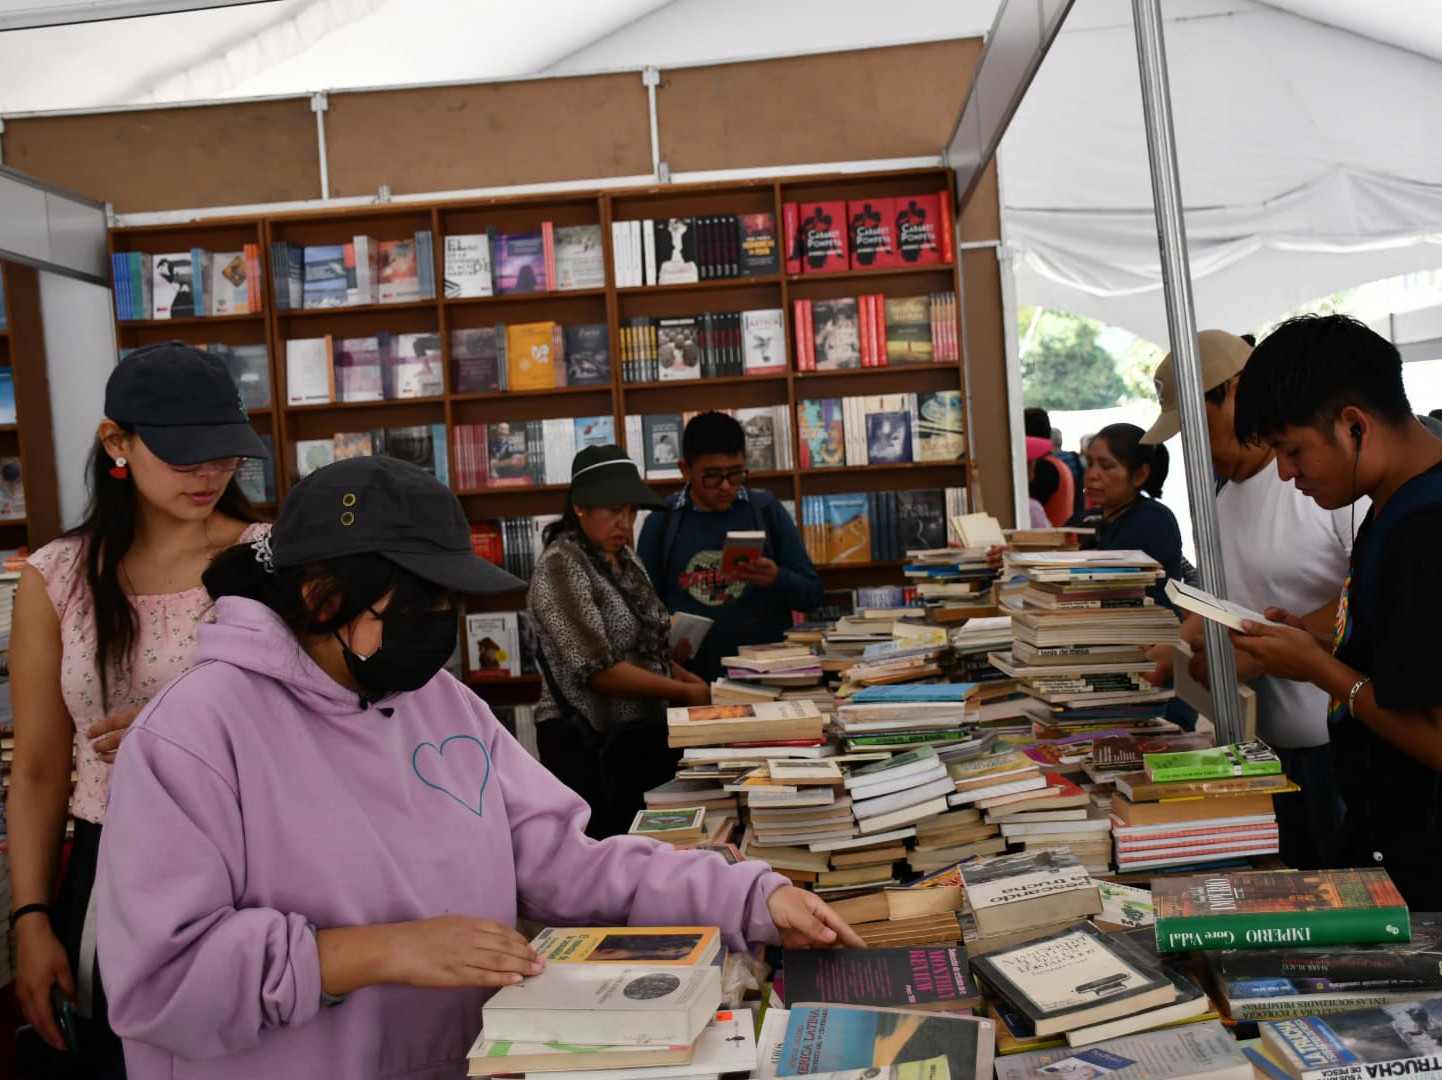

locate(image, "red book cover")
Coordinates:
848 197 899 270
542 221 557 293
937 190 955 264
798 200 849 274
803 299 817 371
792 299 809 370
857 294 873 366
783 202 802 275
895 194 943 267
470 522 505 563
873 294 889 367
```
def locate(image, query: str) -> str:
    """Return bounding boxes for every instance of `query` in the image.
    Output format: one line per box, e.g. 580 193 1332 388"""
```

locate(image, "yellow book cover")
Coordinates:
506 321 558 391
529 926 721 966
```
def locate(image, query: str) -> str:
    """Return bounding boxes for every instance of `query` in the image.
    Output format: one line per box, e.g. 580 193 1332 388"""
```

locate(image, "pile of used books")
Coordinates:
1108 741 1293 874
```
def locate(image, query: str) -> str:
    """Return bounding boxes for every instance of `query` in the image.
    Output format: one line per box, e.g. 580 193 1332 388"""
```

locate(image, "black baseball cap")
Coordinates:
271 456 523 595
570 444 664 509
105 342 269 465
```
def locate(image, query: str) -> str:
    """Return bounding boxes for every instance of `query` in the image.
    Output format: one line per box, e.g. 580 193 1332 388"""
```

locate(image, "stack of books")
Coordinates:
904 546 1001 623
1255 995 1442 1080
825 864 969 948
470 926 751 1079
1108 742 1292 873
730 757 854 851
842 747 956 840
983 773 1112 874
957 849 1103 957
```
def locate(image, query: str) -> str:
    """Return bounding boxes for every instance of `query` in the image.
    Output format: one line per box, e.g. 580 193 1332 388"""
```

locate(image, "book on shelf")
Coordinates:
295 438 337 478
642 413 683 479
562 324 611 386
443 233 493 298
207 343 271 410
491 230 547 295
302 244 347 309
234 437 276 505
151 251 198 318
793 200 849 274
332 432 373 461
452 327 503 394
1261 997 1442 1080
334 336 384 402
895 194 945 266
553 224 605 290
741 308 786 374
207 250 252 315
0 458 25 520
465 612 520 677
1153 869 1412 953
505 321 560 391
480 962 720 1047
285 336 336 405
739 212 779 276
610 214 772 287
812 298 861 370
798 399 847 469
848 198 899 269
385 332 444 398
656 318 702 381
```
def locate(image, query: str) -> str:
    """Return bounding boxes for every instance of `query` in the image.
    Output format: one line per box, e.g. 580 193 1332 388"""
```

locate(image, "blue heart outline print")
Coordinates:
411 734 492 817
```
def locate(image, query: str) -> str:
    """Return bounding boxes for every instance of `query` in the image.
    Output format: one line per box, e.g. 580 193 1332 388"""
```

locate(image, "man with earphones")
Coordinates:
1228 314 1442 909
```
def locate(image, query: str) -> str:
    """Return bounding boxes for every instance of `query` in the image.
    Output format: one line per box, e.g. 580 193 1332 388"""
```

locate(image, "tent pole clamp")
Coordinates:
311 92 330 200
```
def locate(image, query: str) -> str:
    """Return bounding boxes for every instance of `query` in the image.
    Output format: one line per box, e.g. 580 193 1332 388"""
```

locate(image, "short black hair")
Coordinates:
1234 314 1412 445
1024 407 1052 440
682 411 745 462
1204 378 1231 408
1239 333 1256 347
1095 422 1169 498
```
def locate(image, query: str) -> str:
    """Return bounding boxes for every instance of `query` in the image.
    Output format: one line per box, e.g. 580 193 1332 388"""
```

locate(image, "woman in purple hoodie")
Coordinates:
95 456 859 1080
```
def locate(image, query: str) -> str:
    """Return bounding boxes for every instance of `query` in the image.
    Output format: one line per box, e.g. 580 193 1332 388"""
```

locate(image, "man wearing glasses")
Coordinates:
638 411 822 683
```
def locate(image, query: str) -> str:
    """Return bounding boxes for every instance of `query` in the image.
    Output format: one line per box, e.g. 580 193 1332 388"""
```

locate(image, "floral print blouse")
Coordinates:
27 523 270 823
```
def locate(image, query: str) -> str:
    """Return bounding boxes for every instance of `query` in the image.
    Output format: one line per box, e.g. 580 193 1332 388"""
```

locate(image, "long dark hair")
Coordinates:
1094 422 1169 498
541 489 583 547
202 546 445 641
69 426 258 709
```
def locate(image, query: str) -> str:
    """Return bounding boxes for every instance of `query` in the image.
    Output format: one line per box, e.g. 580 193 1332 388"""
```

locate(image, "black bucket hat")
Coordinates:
570 444 664 509
271 456 524 595
105 342 270 465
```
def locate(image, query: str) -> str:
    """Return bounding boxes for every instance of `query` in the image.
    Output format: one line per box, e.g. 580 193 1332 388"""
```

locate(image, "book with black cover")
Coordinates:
897 489 948 551
563 324 611 386
1210 912 1442 990
739 212 779 276
782 946 980 1011
452 327 502 393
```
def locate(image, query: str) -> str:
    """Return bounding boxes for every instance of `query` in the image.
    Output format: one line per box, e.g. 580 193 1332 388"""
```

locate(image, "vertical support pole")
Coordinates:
311 92 331 200
0 118 6 166
1131 0 1243 742
643 67 668 183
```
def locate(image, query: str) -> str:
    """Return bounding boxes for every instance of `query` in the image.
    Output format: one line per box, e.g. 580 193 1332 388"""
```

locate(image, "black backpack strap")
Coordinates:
747 488 781 557
657 492 687 586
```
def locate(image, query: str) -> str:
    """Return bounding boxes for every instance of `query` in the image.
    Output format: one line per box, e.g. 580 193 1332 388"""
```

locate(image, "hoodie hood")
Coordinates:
196 595 395 716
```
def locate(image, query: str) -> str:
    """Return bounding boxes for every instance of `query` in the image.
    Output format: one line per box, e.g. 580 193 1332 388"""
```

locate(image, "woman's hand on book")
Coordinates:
766 885 865 949
383 916 544 989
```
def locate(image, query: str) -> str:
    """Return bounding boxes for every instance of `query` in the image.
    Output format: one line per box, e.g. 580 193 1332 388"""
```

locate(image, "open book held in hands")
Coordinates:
1165 579 1279 632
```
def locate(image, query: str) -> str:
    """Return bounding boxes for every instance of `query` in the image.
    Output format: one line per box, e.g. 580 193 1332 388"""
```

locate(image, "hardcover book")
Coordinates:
1262 998 1442 1080
481 964 721 1047
797 201 848 273
452 327 502 394
774 1004 993 1079
894 195 943 266
377 239 420 303
563 324 612 385
798 399 846 469
443 233 493 298
493 231 548 294
1153 870 1412 953
812 298 862 370
739 212 779 276
848 198 898 269
554 224 606 290
1209 912 1442 990
531 927 721 967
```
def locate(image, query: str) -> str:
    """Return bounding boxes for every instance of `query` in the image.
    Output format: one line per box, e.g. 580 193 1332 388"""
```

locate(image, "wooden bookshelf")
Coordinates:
109 165 975 694
0 261 62 550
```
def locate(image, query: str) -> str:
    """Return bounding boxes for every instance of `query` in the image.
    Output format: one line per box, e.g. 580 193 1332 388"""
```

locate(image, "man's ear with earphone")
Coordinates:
1351 422 1363 447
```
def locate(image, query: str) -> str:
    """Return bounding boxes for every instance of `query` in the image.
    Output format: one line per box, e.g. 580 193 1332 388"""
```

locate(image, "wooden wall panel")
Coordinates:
958 160 1013 524
325 74 652 198
3 100 319 213
657 38 981 173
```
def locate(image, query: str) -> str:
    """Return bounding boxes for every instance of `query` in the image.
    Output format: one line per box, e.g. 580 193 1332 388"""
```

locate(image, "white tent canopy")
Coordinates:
3 0 1441 341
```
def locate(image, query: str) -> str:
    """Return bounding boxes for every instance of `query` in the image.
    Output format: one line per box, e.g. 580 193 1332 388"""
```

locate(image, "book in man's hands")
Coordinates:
721 530 766 576
1152 869 1412 954
1261 996 1442 1080
968 922 1177 1038
530 926 720 967
1164 578 1279 632
481 963 721 1046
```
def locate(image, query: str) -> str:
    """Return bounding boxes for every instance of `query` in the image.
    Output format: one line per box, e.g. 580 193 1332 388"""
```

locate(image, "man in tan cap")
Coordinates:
1146 329 1355 870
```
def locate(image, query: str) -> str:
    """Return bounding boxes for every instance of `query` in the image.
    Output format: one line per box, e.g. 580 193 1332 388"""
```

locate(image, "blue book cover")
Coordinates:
574 415 615 450
776 1005 989 1077
853 683 977 704
866 410 913 465
430 422 449 488
0 369 16 424
302 245 348 308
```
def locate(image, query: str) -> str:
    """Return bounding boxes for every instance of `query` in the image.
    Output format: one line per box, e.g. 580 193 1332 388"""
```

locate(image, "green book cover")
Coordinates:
1153 869 1411 954
844 744 938 779
1143 740 1281 783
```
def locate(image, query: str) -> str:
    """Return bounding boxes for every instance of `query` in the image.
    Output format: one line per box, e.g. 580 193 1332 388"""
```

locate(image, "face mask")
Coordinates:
337 609 457 701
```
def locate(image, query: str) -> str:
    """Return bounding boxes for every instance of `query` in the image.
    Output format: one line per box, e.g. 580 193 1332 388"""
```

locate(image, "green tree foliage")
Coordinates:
1021 308 1129 410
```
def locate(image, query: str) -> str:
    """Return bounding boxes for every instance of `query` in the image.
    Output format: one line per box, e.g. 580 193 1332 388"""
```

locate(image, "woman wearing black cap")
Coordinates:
7 342 270 1069
528 444 708 838
93 455 859 1080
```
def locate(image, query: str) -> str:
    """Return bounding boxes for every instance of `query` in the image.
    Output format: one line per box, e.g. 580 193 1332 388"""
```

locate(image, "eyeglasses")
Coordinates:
169 457 241 475
698 468 749 491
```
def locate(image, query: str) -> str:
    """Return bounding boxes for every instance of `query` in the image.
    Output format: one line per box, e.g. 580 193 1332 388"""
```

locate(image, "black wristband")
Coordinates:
9 903 51 929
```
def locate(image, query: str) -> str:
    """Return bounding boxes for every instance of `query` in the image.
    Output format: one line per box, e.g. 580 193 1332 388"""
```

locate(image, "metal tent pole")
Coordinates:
1131 0 1244 743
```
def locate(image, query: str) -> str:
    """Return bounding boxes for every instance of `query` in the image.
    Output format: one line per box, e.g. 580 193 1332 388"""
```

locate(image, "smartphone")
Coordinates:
49 983 80 1056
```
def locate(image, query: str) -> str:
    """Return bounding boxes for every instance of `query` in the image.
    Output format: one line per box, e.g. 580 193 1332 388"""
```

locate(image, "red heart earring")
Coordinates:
109 456 129 480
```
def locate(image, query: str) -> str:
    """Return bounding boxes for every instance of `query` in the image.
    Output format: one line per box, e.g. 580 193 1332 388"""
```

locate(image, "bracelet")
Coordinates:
1347 676 1372 717
9 903 51 929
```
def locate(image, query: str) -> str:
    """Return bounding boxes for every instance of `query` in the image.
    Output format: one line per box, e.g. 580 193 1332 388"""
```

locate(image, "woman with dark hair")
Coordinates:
529 444 709 838
1068 422 1184 605
7 342 269 1070
95 455 859 1080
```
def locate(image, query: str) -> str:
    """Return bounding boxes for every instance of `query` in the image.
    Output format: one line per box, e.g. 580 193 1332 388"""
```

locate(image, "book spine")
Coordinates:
1156 905 1413 953
542 221 556 293
938 190 955 264
1147 763 1281 783
643 219 657 286
783 203 801 275
802 300 816 371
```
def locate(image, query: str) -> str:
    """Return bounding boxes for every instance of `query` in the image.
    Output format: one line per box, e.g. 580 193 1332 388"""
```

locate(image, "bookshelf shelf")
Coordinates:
443 288 608 308
455 483 569 498
802 460 967 479
450 384 612 404
795 364 956 381
622 373 788 393
617 275 781 299
284 396 446 413
0 423 17 433
786 262 955 286
117 312 266 329
276 299 438 319
0 516 28 526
